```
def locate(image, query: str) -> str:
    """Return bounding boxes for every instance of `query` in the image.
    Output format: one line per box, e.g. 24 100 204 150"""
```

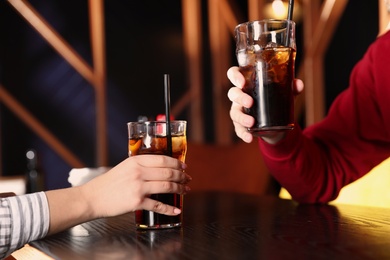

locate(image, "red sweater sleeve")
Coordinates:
259 31 390 204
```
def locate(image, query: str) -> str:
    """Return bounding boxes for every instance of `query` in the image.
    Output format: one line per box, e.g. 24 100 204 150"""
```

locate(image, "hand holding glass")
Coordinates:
235 19 296 135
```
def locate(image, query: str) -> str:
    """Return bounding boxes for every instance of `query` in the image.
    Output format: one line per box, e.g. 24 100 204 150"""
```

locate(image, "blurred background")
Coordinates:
0 0 384 192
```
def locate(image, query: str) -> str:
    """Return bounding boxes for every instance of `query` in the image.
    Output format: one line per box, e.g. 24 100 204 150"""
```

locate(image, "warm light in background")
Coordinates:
264 0 302 22
272 0 286 18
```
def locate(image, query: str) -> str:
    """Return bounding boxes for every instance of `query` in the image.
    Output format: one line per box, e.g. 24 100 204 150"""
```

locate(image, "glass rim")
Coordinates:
235 19 295 30
127 120 187 126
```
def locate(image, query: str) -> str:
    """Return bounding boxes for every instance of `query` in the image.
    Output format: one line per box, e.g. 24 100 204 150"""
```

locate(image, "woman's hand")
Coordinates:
82 155 191 218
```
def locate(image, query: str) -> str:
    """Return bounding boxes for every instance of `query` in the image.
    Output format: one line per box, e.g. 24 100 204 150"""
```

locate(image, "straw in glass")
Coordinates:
164 74 173 157
285 0 294 46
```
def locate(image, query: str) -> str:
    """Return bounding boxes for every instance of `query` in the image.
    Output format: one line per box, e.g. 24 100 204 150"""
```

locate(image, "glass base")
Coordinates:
135 208 182 230
248 125 294 137
136 222 182 230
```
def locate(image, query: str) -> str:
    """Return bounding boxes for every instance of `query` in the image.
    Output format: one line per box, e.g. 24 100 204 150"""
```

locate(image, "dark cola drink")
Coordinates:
128 123 187 229
235 19 297 136
239 46 296 135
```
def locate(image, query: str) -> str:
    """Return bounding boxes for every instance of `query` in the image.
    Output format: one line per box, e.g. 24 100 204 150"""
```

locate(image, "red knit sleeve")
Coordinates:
258 31 390 203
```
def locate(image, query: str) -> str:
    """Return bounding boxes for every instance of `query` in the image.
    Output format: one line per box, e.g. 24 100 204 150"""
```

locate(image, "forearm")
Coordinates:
259 128 338 203
258 124 344 203
45 186 94 235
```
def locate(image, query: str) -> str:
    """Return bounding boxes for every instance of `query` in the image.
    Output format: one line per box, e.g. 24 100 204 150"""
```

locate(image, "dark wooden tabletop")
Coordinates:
29 191 390 259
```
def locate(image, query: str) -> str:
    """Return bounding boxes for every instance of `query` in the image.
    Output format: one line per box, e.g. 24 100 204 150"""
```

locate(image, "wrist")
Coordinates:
78 183 99 220
45 187 94 235
259 132 286 144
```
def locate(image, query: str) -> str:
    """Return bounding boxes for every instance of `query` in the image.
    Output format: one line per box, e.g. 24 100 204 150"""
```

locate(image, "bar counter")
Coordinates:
13 191 390 259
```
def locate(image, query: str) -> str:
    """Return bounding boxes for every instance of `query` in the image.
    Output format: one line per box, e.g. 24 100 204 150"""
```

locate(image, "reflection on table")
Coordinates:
21 191 390 259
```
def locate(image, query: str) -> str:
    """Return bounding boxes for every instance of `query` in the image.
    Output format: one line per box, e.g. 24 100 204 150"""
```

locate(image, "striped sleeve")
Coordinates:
0 192 50 259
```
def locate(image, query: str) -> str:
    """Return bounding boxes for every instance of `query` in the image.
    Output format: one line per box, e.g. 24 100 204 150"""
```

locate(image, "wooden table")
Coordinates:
17 191 390 259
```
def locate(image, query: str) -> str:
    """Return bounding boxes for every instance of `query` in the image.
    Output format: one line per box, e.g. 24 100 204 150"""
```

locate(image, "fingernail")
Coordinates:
186 174 192 181
185 186 191 192
173 208 181 214
181 163 187 170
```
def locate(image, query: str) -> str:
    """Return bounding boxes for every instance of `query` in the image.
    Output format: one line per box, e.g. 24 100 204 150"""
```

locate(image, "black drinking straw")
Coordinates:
164 74 173 157
287 0 294 21
285 0 294 46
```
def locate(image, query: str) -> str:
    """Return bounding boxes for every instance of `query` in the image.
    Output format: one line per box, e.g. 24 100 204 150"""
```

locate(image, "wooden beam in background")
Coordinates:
248 0 265 21
311 0 348 58
89 0 108 166
0 86 85 168
219 0 240 36
379 0 390 36
208 0 233 145
182 0 204 142
7 0 95 87
302 0 348 126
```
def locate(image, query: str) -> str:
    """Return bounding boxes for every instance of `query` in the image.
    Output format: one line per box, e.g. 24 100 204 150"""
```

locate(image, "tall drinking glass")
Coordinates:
127 120 187 229
235 19 296 135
